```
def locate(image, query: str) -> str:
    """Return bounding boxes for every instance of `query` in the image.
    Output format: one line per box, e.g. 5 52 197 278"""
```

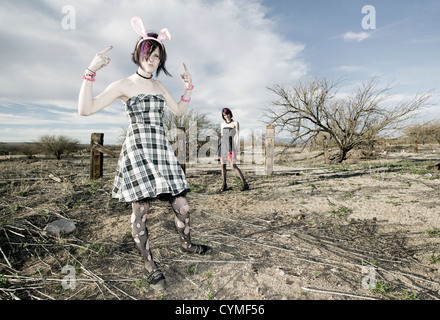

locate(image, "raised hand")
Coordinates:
180 63 193 89
88 46 113 72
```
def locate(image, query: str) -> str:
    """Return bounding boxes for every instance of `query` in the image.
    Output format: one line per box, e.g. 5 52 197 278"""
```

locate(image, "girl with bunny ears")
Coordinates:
78 17 212 291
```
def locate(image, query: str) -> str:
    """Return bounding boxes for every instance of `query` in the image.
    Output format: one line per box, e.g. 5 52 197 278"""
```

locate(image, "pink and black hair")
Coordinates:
221 108 233 121
132 33 171 77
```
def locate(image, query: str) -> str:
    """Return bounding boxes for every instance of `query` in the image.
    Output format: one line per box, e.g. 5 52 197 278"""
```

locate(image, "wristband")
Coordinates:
181 95 190 103
185 84 194 90
83 70 96 82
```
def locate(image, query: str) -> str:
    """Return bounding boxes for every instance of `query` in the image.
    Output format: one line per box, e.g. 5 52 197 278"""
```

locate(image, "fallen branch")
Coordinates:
301 287 378 300
171 259 252 264
48 174 62 183
0 245 12 268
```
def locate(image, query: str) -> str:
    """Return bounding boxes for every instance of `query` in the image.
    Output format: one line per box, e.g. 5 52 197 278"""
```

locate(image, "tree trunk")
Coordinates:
335 148 349 163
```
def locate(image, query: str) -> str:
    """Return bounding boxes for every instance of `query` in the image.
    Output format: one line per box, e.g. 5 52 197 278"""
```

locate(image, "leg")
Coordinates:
232 164 249 191
220 163 227 191
170 195 212 255
131 201 166 289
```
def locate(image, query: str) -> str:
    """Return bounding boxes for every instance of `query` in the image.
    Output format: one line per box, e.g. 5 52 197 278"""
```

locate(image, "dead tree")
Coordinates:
265 76 432 163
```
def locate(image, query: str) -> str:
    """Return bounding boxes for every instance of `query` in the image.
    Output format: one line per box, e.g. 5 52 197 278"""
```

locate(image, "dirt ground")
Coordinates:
0 145 439 301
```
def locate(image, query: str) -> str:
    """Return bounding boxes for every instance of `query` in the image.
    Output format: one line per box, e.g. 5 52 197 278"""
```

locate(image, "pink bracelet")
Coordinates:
185 84 194 90
83 75 96 82
181 95 191 103
83 70 96 82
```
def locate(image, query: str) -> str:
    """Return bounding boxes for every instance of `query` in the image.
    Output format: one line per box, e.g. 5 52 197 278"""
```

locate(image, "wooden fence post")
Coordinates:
265 125 275 175
90 133 104 179
178 127 186 174
89 133 118 179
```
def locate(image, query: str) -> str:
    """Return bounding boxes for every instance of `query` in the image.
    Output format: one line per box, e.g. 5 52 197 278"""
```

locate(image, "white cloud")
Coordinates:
0 0 307 143
342 31 371 42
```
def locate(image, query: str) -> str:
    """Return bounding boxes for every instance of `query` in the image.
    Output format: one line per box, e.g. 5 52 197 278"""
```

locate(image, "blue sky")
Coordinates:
0 0 439 144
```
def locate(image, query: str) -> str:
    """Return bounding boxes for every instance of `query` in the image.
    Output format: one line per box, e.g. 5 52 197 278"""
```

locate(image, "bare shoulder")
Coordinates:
155 80 167 93
155 80 173 100
106 77 132 92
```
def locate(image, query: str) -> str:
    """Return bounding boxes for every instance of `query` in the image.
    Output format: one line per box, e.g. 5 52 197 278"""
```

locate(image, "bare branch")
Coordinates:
264 76 433 162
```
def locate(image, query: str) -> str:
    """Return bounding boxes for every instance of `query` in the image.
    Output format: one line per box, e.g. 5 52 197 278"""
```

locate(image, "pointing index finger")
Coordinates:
183 63 189 73
100 46 113 54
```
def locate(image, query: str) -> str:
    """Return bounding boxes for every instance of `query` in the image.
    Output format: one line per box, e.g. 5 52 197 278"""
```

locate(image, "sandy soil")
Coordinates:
0 146 439 301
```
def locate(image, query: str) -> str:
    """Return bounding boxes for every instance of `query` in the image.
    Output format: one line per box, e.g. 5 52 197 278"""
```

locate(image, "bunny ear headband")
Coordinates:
131 17 171 48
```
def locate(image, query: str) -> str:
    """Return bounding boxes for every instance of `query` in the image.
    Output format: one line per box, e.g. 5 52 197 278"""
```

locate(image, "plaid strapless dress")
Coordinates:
112 94 190 202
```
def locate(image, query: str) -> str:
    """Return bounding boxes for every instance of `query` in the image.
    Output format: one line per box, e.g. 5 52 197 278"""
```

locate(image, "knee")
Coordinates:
179 204 190 216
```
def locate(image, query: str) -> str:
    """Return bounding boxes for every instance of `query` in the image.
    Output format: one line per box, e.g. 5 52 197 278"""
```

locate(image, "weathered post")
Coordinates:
323 135 329 164
90 133 104 179
265 125 275 175
177 127 186 174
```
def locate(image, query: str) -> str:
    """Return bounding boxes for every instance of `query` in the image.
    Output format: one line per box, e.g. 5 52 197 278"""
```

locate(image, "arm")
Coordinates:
79 79 124 116
159 63 193 117
234 121 240 149
78 46 122 116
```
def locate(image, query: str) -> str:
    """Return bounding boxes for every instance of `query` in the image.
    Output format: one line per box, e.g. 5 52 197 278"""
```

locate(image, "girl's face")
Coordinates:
140 47 161 73
223 113 231 122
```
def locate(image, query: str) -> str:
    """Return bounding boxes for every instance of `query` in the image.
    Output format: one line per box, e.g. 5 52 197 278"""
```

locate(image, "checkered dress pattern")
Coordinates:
112 94 190 202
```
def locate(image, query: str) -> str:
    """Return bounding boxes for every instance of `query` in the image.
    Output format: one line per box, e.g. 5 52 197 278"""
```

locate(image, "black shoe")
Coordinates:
241 183 250 191
180 244 213 255
220 184 227 192
143 268 167 291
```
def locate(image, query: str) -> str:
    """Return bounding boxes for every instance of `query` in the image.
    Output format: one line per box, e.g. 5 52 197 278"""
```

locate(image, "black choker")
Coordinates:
136 71 153 79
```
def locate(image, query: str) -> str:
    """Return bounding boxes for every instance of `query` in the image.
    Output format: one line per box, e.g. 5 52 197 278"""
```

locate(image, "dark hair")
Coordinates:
221 107 233 121
132 34 171 77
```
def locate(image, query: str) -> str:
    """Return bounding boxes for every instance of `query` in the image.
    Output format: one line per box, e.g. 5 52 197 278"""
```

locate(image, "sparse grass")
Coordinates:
207 290 216 300
426 227 440 237
185 263 199 275
427 254 439 264
0 146 439 300
344 192 354 199
329 206 352 218
87 180 100 195
188 180 204 192
372 281 390 295
399 290 420 300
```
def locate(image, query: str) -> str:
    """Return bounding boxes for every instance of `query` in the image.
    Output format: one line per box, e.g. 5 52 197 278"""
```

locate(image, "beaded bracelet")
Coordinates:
83 70 96 82
181 95 191 103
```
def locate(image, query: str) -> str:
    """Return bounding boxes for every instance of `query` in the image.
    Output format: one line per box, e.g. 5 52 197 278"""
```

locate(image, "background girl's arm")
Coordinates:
234 121 240 149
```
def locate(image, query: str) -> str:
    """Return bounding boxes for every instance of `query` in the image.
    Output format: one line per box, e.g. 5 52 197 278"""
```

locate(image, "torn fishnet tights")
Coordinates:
170 196 194 251
131 196 195 273
131 201 158 273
